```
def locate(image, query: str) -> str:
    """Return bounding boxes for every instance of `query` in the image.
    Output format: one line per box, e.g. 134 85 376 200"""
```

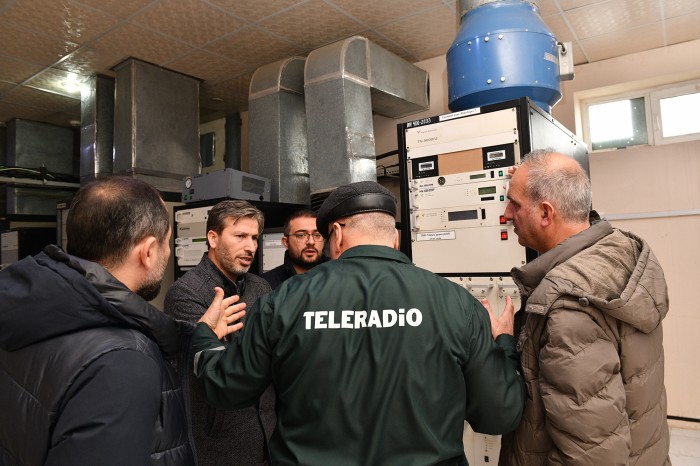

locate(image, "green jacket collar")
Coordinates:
338 245 413 265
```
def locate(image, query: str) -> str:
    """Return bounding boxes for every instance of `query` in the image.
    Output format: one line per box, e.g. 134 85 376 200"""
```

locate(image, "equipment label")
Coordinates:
439 108 481 121
416 231 456 241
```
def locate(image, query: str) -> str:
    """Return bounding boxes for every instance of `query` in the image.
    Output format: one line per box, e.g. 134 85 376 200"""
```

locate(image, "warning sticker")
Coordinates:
416 231 456 241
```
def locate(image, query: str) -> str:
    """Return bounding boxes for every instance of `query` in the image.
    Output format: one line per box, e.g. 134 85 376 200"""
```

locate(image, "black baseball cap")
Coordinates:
316 181 397 239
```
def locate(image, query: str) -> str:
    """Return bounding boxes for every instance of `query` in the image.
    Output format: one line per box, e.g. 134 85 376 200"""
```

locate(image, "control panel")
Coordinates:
174 206 209 269
404 107 525 274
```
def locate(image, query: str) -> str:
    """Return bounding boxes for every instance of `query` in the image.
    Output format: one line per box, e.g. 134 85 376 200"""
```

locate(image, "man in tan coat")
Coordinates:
499 150 670 465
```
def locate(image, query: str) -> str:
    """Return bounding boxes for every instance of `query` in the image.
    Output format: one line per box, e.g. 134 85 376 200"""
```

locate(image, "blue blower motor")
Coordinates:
447 0 562 113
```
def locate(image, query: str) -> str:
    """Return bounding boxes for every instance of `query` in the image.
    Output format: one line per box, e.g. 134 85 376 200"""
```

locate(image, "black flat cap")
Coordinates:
317 181 397 239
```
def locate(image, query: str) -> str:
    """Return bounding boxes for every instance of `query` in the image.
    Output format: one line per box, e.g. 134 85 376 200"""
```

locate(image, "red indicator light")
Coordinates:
499 215 507 224
500 230 508 240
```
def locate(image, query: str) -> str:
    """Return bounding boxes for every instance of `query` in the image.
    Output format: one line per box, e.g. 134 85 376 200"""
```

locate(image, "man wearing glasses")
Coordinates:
262 209 328 290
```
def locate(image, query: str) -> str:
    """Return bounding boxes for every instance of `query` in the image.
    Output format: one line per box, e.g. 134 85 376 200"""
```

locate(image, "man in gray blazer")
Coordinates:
165 200 275 466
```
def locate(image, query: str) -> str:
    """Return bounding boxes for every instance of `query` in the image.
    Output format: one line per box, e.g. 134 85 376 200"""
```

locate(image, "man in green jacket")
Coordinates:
499 150 670 465
192 181 525 466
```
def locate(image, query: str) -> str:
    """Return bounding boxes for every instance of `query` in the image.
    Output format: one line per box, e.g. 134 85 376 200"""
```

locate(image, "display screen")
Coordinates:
478 186 497 195
470 173 486 180
418 161 435 172
448 210 478 221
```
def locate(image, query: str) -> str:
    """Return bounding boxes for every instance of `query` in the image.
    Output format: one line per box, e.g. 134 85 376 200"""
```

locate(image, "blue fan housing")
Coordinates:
447 0 562 113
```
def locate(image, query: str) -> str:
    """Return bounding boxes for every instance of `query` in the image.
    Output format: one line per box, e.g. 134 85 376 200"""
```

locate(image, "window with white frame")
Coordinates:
582 79 700 151
651 80 700 144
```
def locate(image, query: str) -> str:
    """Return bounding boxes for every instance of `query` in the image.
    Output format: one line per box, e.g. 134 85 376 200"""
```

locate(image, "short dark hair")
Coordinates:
66 176 169 269
283 209 317 235
206 200 264 244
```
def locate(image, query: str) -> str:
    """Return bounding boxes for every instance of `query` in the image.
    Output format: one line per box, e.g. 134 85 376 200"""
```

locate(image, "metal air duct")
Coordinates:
248 57 309 204
113 58 200 193
304 36 429 206
80 74 114 183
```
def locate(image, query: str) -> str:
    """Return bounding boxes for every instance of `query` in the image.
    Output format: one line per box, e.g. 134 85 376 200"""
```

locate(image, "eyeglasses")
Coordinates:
287 232 324 242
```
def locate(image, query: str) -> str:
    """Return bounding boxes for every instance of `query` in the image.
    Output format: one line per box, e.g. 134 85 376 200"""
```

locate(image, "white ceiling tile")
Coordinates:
376 4 456 61
76 0 156 19
664 0 700 19
571 41 589 64
329 0 444 28
579 20 664 61
665 11 700 45
55 46 124 77
0 0 696 125
0 56 45 84
2 0 120 44
204 0 304 23
557 0 607 10
131 0 245 47
0 19 80 66
90 23 194 66
165 50 250 84
536 0 561 17
566 0 661 40
543 13 576 42
256 0 366 51
205 26 302 71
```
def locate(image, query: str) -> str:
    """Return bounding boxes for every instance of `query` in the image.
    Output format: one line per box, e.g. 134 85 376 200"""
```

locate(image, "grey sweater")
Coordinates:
165 253 276 466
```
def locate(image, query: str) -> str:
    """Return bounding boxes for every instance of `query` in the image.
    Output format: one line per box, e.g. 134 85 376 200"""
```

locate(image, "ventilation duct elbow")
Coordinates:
304 36 429 203
248 57 309 204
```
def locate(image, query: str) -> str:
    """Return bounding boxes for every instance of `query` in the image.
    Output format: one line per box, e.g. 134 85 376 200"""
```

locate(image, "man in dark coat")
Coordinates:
262 209 327 290
165 199 276 466
0 177 195 465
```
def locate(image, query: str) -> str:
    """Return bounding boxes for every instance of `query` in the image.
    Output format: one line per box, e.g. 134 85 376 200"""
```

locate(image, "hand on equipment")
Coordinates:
481 296 515 340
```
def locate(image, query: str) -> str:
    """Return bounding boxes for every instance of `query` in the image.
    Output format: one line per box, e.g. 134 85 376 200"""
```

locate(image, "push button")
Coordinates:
499 215 507 225
500 230 508 240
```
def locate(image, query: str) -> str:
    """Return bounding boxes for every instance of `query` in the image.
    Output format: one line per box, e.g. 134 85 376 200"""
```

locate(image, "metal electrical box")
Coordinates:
397 97 587 465
399 98 587 277
182 169 271 203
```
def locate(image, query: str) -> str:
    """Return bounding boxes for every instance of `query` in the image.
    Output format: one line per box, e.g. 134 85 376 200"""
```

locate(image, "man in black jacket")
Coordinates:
0 177 195 465
165 199 276 466
262 209 327 290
